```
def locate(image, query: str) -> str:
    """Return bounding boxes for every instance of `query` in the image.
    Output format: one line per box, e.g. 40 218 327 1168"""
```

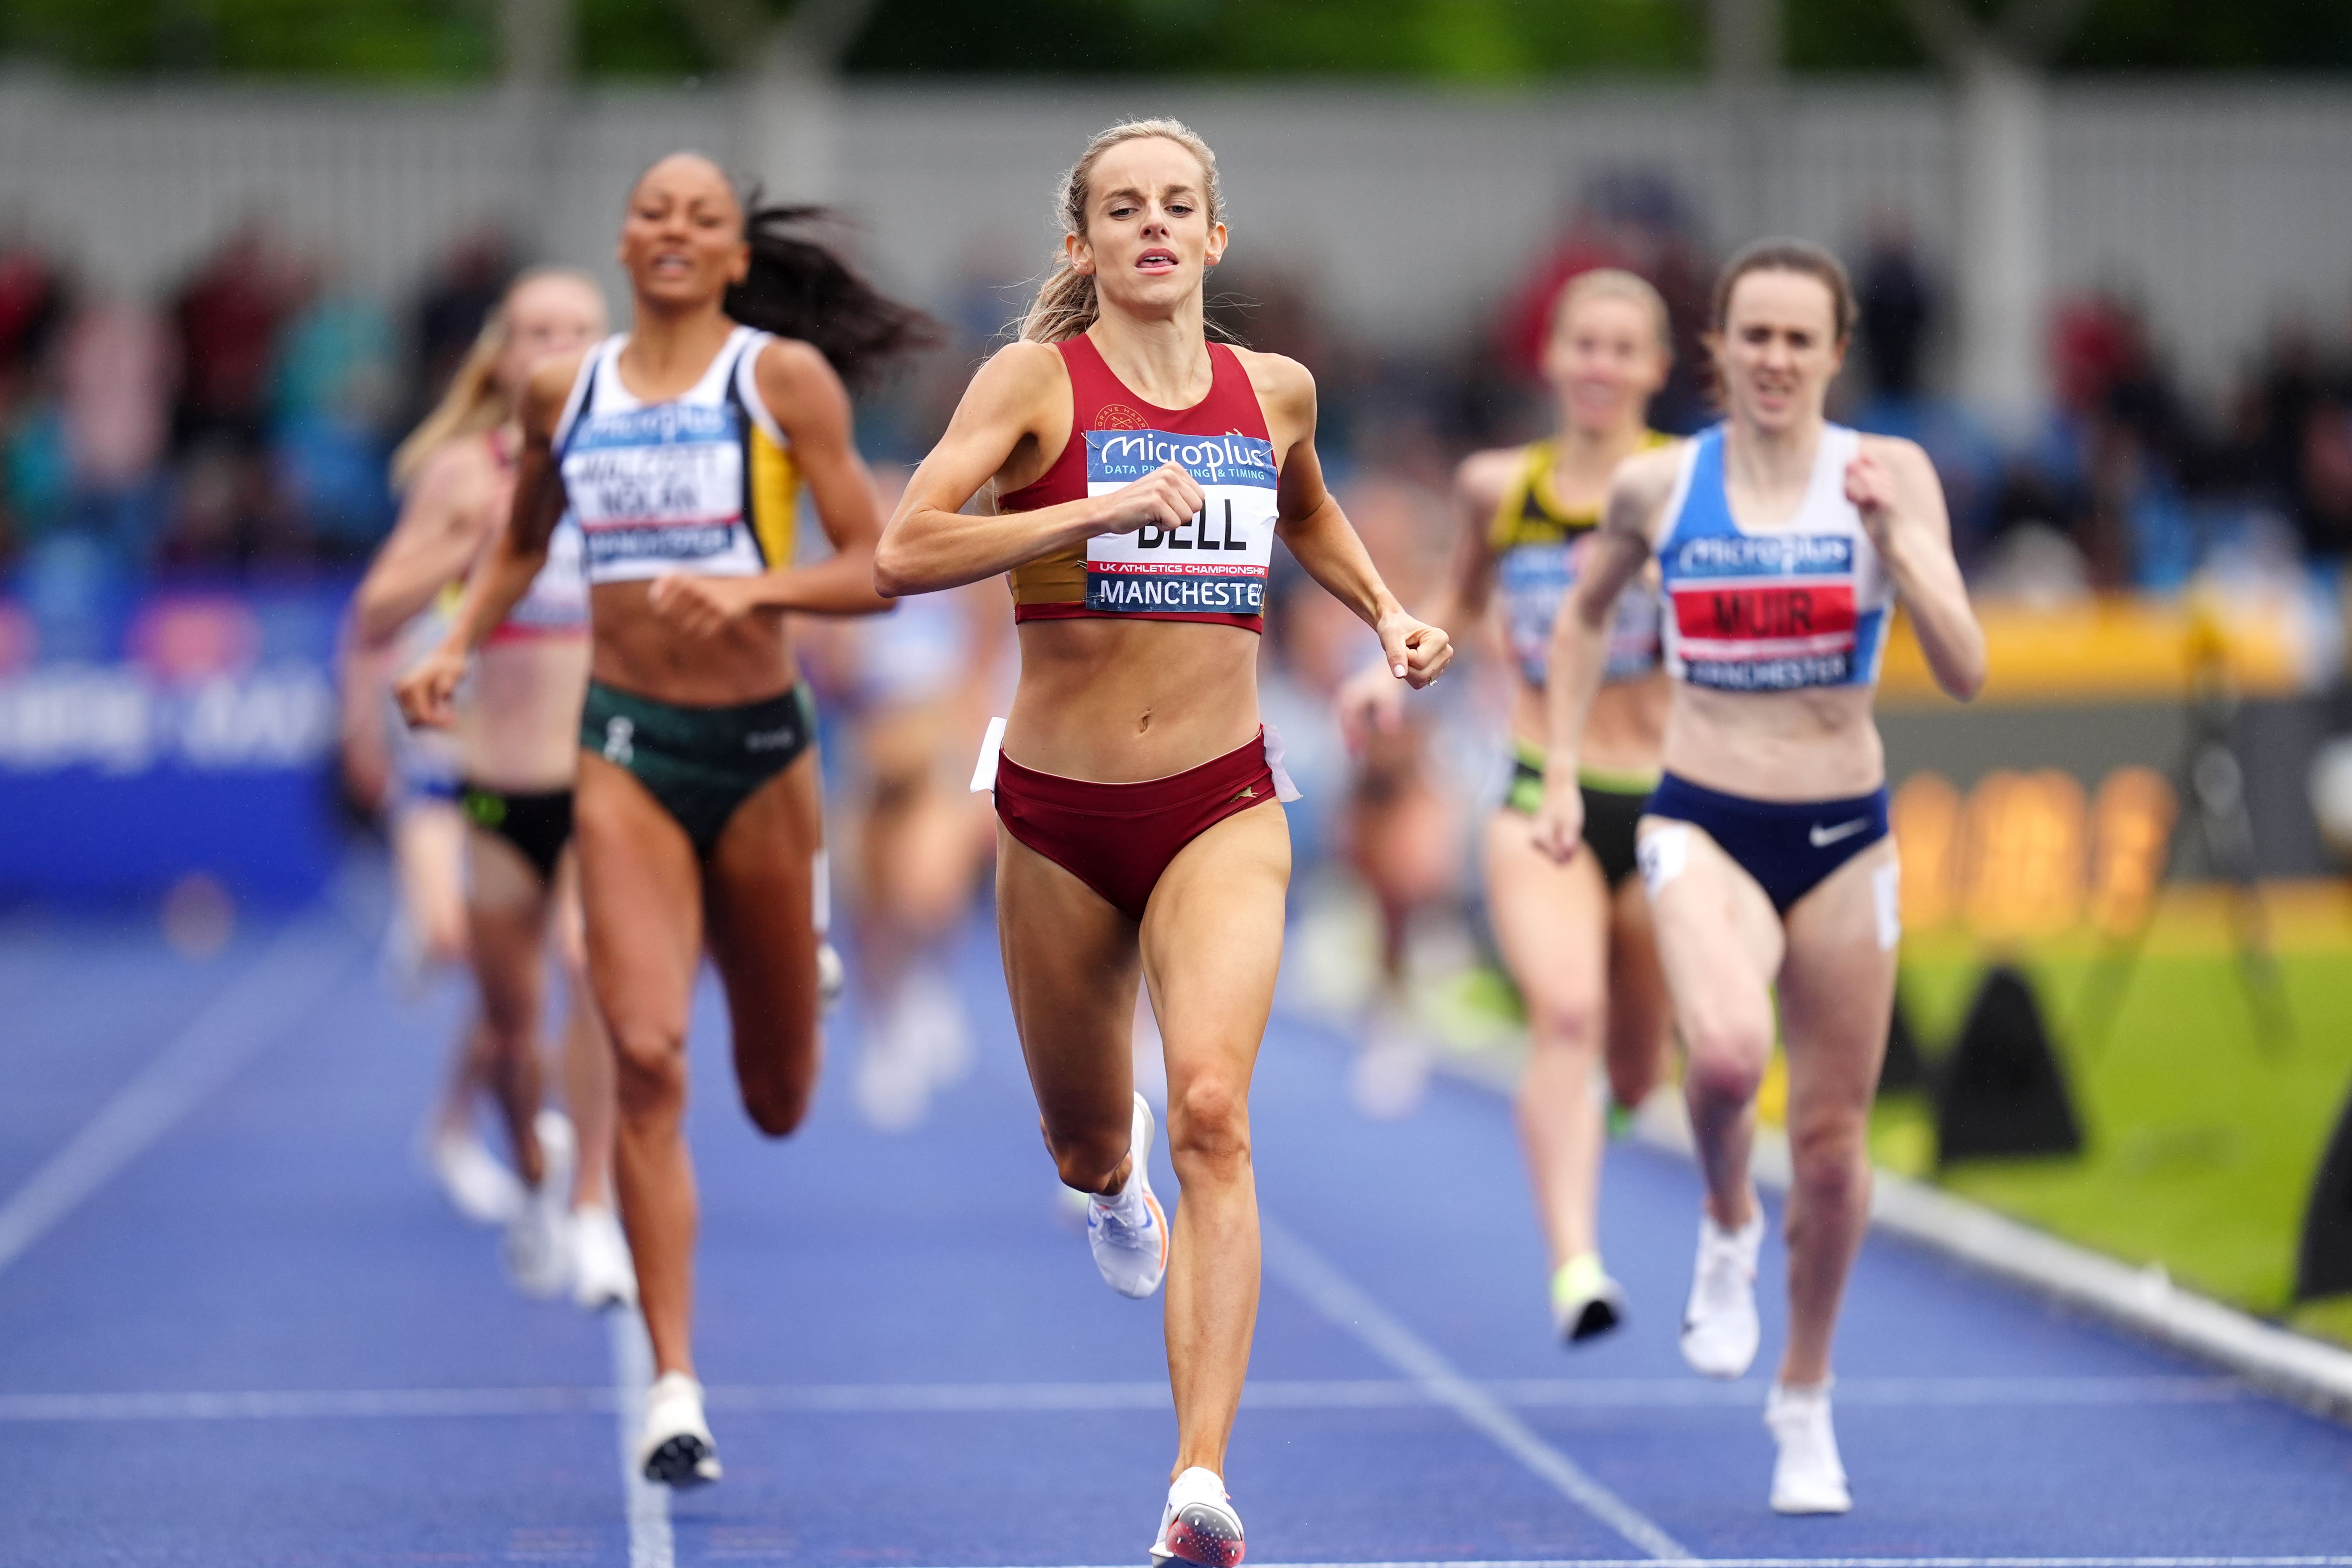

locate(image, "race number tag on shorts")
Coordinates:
1638 825 1690 900
1082 430 1279 620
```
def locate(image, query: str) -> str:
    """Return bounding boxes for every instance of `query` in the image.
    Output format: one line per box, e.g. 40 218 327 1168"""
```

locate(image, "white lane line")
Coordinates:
0 1387 614 1420
1258 1211 1694 1563
0 1373 2242 1422
0 917 364 1280
607 1308 673 1568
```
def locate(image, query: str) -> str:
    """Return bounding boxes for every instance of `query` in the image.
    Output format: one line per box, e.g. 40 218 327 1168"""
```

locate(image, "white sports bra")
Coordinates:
552 326 802 587
481 429 588 645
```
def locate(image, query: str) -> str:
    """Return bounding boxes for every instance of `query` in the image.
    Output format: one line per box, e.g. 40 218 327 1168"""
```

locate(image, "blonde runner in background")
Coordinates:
353 269 632 1308
1340 268 1675 1347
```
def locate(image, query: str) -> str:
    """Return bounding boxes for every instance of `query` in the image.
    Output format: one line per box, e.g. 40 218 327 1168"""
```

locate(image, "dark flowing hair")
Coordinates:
723 199 935 389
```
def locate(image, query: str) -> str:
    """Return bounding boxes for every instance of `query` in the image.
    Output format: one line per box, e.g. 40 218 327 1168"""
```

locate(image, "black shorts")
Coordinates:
1503 747 1653 890
460 783 575 886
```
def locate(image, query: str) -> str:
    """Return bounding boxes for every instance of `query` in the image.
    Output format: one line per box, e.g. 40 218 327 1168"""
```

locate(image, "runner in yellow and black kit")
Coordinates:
1341 268 1676 1345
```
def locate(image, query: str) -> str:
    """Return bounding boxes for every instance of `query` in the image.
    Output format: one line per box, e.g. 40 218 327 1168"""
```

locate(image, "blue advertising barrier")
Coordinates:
0 580 354 905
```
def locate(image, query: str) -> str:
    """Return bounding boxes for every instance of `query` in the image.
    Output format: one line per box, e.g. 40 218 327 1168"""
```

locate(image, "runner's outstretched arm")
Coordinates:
396 355 575 727
1336 447 1506 747
1259 357 1451 688
876 342 1203 595
1531 446 1673 863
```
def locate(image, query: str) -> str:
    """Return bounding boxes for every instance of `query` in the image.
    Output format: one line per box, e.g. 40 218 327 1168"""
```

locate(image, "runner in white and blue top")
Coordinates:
398 153 929 1495
1656 421 1893 699
1530 240 1985 1521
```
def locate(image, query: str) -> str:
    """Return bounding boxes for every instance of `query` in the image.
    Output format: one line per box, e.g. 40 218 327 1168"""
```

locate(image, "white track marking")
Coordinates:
1258 1212 1695 1562
0 1374 2242 1422
607 1308 673 1568
0 1387 614 1420
0 918 363 1279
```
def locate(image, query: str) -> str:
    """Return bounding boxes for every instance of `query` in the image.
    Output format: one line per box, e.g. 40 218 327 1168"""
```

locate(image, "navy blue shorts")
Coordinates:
1643 772 1889 914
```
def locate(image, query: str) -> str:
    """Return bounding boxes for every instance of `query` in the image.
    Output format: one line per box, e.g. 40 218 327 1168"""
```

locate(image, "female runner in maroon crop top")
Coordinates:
876 118 1450 1560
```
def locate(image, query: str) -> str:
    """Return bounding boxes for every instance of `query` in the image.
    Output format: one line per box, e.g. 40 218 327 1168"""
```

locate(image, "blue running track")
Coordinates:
3 875 2351 1567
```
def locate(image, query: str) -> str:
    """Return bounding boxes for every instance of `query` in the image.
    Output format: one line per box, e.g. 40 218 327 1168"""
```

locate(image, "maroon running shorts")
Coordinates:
992 733 1279 922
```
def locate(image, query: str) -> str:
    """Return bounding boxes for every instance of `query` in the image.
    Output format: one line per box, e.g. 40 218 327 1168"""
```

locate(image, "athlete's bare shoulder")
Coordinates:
406 428 498 513
751 334 833 390
958 338 1071 420
1231 347 1314 450
1854 430 1936 481
751 336 850 429
519 349 589 439
1602 439 1684 541
1454 445 1527 516
1231 346 1311 406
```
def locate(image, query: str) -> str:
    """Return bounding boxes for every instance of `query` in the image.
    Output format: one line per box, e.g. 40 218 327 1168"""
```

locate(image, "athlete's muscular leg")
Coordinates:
996 828 1144 1198
1638 820 1784 1231
1604 874 1673 1111
703 756 826 1139
464 829 555 1188
1772 840 1898 1388
1485 811 1612 1269
1142 802 1289 1481
552 851 617 1211
395 800 471 970
575 752 706 1378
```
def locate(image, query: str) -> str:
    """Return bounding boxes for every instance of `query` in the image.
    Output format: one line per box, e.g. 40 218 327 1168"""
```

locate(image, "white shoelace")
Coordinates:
1695 1237 1750 1311
1092 1194 1151 1243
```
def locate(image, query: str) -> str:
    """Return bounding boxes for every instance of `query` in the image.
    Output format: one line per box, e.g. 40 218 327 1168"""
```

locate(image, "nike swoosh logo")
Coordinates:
1809 818 1871 848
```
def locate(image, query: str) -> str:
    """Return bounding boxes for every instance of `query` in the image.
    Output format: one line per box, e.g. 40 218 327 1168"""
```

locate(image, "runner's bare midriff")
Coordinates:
588 581 802 707
1006 618 1261 783
1511 670 1667 779
463 636 591 793
1659 682 1884 803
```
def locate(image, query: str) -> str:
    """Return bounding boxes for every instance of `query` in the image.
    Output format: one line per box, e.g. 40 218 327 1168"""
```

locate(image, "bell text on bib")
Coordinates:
1082 430 1278 620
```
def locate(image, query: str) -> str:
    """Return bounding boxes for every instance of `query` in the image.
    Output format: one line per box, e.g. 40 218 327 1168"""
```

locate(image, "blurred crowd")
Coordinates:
7 173 2352 614
0 223 521 582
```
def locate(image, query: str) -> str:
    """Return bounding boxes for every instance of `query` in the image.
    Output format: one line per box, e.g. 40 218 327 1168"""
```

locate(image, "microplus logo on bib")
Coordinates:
1087 430 1275 487
1673 534 1853 578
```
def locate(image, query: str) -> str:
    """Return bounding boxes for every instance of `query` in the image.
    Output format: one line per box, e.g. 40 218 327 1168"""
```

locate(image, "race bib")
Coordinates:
1082 429 1278 620
1666 532 1867 692
1497 534 1661 687
563 403 760 579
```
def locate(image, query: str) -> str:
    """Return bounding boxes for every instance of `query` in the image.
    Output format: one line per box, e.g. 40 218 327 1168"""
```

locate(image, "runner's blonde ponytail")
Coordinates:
391 312 508 491
1018 117 1224 345
389 266 604 490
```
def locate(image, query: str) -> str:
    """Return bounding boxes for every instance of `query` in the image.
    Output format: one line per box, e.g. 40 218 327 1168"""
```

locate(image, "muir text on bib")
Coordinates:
1082 429 1279 621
